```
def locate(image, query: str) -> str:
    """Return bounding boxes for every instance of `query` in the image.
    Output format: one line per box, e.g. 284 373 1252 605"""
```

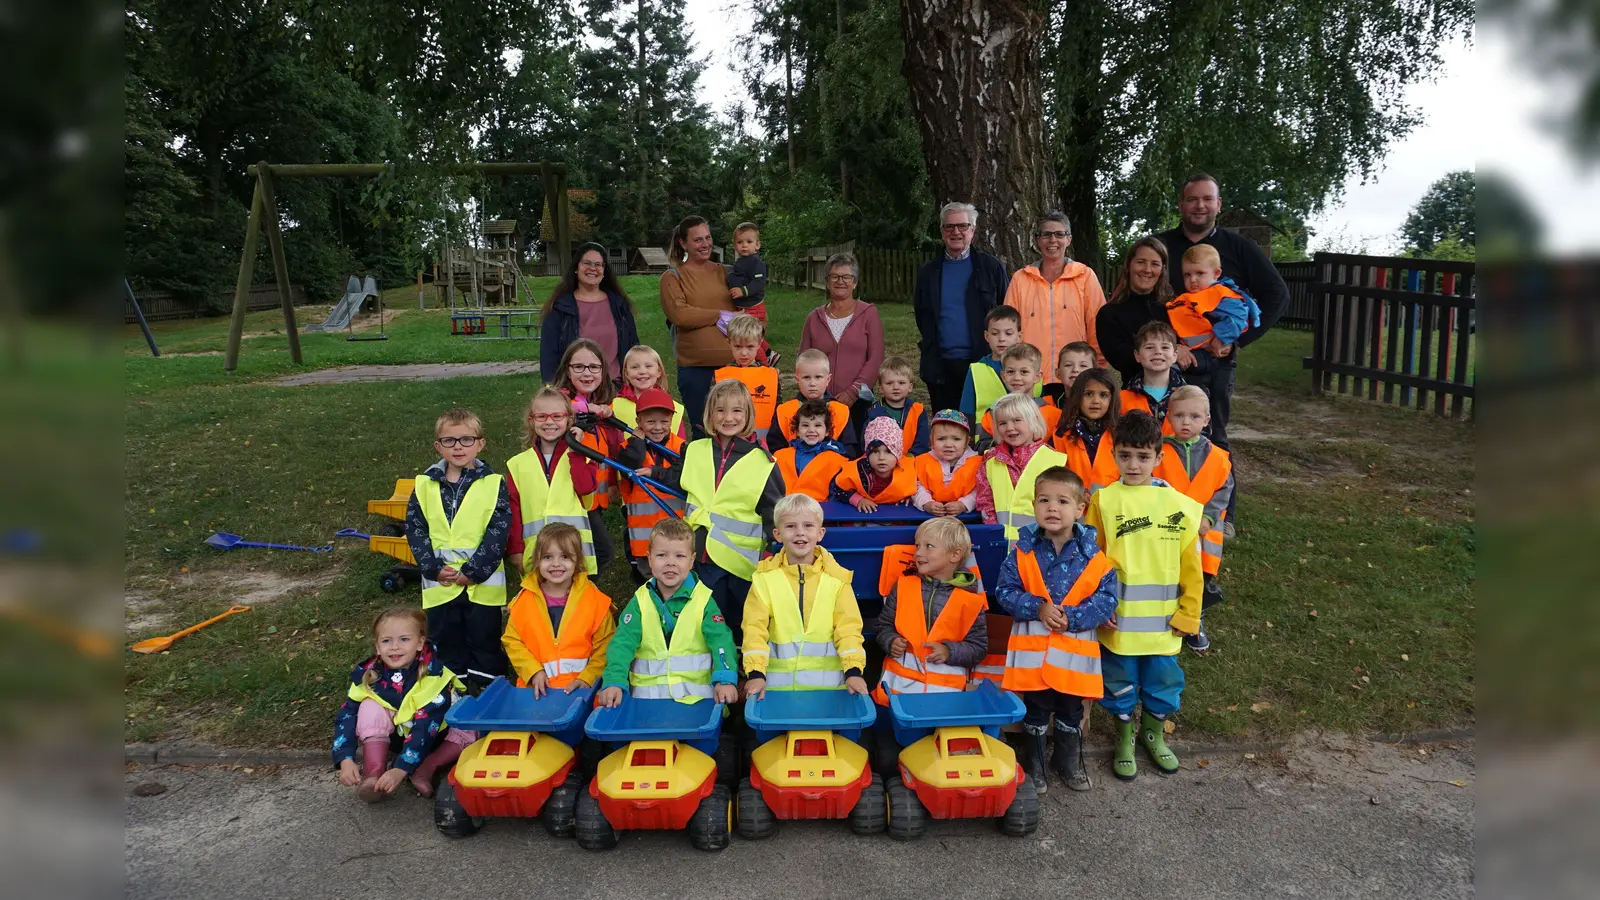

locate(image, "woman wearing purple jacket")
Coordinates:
798 252 886 440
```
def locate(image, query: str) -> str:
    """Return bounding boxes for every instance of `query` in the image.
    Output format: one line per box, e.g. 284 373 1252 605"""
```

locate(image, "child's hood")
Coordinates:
754 545 852 584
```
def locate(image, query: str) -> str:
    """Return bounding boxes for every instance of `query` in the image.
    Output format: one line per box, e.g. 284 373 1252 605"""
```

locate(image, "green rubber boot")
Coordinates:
1112 717 1138 782
1140 710 1180 775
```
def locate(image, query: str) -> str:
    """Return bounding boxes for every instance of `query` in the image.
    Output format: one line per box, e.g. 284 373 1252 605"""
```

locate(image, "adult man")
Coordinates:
913 202 1012 414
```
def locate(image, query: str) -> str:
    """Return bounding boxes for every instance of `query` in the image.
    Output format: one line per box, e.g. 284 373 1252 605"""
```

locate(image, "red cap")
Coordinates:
635 388 676 413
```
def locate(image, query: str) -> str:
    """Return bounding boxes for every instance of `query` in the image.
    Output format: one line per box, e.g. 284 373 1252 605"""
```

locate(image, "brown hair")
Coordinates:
984 305 1022 329
703 378 756 439
362 607 428 686
1002 342 1042 368
667 216 711 266
648 517 696 551
1055 368 1122 438
1110 237 1175 305
734 222 760 238
434 407 484 440
1114 411 1163 450
551 338 618 405
876 356 914 385
791 398 833 435
1058 342 1096 366
524 386 572 448
1034 466 1086 504
1134 320 1179 348
726 313 766 343
531 522 586 574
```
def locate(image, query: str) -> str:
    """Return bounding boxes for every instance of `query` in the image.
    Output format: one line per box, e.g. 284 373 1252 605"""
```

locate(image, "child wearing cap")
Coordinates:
912 410 982 516
832 416 919 514
614 387 689 585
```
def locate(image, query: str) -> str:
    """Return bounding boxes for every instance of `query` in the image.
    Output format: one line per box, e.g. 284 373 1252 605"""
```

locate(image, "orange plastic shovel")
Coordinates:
130 605 251 654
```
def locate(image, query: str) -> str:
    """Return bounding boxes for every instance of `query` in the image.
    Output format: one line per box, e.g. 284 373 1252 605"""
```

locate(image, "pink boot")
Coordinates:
409 740 466 798
356 739 390 803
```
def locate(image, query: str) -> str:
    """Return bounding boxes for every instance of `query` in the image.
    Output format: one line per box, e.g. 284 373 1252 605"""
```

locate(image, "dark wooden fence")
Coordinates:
1303 252 1475 418
794 241 935 303
1275 260 1317 329
126 284 307 323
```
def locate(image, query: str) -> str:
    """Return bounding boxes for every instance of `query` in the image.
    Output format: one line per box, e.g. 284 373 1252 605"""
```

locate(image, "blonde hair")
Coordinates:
774 493 824 526
1002 342 1042 368
435 407 483 440
915 516 972 560
703 378 756 438
877 356 913 385
734 221 760 238
795 348 831 371
523 386 572 447
362 607 428 686
649 517 696 551
531 522 585 571
1182 244 1222 271
1168 384 1211 410
726 313 766 343
991 394 1048 443
623 344 666 383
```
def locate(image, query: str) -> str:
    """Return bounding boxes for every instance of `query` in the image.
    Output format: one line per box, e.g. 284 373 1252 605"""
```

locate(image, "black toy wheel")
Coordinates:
713 737 741 788
577 738 608 776
735 778 776 840
688 784 732 852
999 774 1041 837
574 791 618 851
378 523 405 537
850 774 887 835
885 776 927 841
540 770 585 838
378 569 404 593
870 731 902 778
433 780 483 838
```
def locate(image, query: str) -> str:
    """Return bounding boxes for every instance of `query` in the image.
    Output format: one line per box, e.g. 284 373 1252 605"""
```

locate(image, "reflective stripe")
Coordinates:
1006 648 1046 669
420 546 508 590
1119 583 1180 601
521 518 544 539
632 684 672 699
708 525 761 563
542 657 589 678
898 652 966 677
708 512 763 538
1115 614 1175 633
1180 333 1209 347
767 670 844 689
1202 536 1224 556
632 658 669 676
669 653 714 671
669 680 714 700
878 669 961 695
1044 642 1101 674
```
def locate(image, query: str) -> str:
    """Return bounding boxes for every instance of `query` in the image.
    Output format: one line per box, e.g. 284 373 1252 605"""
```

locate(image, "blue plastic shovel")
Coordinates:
204 532 335 553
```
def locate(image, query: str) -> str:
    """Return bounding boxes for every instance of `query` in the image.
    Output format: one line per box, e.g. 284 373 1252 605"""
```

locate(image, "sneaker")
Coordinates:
766 350 782 367
1185 627 1211 653
1221 520 1237 539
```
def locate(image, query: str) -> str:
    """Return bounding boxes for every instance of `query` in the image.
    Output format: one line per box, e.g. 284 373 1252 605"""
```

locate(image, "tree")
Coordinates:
1401 170 1475 252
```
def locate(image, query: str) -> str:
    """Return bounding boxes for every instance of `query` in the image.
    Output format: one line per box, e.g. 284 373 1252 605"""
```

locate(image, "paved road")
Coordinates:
126 734 1473 900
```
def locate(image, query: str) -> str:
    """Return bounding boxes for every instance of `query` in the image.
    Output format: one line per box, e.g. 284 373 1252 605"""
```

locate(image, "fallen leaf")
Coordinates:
1400 654 1410 662
1446 779 1466 787
1308 609 1319 618
1360 675 1370 683
1244 753 1256 760
1226 705 1239 711
1250 701 1272 712
1163 719 1175 734
1198 759 1211 768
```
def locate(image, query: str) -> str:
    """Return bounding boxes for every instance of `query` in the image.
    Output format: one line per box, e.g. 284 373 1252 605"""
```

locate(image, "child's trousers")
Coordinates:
1021 689 1085 732
1098 650 1184 720
588 508 615 574
355 699 477 748
426 591 506 682
697 564 749 650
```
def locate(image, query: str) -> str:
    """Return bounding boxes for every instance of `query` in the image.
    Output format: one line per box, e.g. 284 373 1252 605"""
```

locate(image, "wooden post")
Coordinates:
224 181 265 373
555 167 572 277
255 163 303 365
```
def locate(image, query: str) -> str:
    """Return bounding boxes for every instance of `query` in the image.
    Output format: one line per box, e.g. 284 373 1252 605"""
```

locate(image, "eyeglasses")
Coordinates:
579 261 605 270
941 223 973 232
828 274 855 283
567 363 604 374
531 413 568 423
1035 230 1069 239
435 435 481 448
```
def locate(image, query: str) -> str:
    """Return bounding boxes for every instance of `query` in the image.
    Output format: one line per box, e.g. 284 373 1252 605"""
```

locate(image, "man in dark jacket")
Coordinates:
913 202 1011 414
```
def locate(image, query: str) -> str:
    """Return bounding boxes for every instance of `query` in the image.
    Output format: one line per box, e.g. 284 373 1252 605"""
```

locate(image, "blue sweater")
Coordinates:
937 255 974 359
993 523 1120 633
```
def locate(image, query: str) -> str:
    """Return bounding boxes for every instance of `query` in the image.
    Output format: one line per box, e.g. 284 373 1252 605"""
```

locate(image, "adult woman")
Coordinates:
798 252 884 437
1004 211 1108 370
540 242 640 387
658 216 734 435
1095 237 1189 384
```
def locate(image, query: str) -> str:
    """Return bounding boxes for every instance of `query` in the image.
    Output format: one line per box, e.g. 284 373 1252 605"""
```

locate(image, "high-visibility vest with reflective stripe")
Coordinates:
415 474 508 609
1051 430 1119 494
987 446 1069 543
614 395 686 438
715 365 780 431
834 457 919 505
1093 481 1202 656
914 453 982 504
505 448 596 575
508 577 613 689
622 434 687 558
1119 390 1176 435
774 399 850 444
630 581 716 703
969 363 1044 425
346 668 463 737
872 575 986 706
1166 283 1241 351
1002 548 1109 698
774 447 849 502
681 440 774 580
1155 441 1230 576
754 568 846 691
974 612 1011 685
577 422 614 509
894 402 926 454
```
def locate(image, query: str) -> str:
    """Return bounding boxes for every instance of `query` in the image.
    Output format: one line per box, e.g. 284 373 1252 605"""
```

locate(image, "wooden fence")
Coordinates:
1275 260 1317 329
794 241 934 302
127 284 307 323
1303 252 1475 418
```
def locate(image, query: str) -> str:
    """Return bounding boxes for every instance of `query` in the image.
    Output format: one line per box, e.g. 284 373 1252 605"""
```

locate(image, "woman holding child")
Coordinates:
1096 237 1192 384
798 252 885 440
659 216 736 436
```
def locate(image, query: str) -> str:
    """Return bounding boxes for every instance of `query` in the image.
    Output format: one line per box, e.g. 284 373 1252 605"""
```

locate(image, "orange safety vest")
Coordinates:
774 398 850 444
1050 429 1119 494
872 574 987 706
1120 390 1176 436
774 446 850 501
1001 548 1109 698
913 454 982 504
621 433 687 558
1166 284 1241 352
974 616 1010 686
715 364 780 431
507 577 614 689
576 423 614 509
1154 442 1230 576
980 404 1062 438
834 457 919 505
891 402 925 454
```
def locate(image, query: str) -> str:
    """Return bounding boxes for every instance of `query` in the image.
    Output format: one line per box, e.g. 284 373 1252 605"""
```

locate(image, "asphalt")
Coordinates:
125 733 1473 900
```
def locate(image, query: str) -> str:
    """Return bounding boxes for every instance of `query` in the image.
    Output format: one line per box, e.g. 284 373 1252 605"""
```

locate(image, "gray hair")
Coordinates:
1038 210 1071 234
939 202 978 229
825 251 859 283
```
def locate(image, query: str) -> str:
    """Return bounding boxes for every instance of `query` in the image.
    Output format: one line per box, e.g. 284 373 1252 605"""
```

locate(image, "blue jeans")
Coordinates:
677 365 717 438
1099 650 1185 719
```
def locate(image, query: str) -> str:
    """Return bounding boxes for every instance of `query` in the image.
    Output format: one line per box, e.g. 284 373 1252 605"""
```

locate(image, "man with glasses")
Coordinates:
913 201 1012 414
1004 211 1109 371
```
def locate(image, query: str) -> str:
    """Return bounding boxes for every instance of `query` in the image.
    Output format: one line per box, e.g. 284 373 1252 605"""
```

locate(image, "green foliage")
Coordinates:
1403 236 1475 262
1401 170 1475 252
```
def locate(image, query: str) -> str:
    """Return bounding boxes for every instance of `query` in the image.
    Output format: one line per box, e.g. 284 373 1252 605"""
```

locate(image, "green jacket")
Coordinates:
600 574 740 689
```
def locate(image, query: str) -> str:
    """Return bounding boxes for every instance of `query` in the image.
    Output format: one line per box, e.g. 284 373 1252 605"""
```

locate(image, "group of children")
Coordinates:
333 253 1243 805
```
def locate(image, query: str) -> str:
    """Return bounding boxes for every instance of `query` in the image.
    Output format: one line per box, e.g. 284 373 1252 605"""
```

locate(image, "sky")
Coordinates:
681 3 1600 255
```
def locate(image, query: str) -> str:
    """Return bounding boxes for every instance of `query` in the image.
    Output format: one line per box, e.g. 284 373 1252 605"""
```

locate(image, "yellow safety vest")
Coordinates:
986 447 1069 543
754 568 845 691
680 440 774 580
345 667 464 737
505 448 595 574
969 363 1044 425
630 581 716 703
614 396 686 436
1092 481 1202 656
415 473 508 609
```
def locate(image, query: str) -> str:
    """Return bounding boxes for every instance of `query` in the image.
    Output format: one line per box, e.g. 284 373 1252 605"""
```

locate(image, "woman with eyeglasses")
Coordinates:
1003 211 1108 374
540 242 640 389
797 251 885 440
658 215 735 436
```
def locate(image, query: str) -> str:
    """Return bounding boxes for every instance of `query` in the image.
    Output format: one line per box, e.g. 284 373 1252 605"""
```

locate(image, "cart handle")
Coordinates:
563 430 687 520
576 412 684 463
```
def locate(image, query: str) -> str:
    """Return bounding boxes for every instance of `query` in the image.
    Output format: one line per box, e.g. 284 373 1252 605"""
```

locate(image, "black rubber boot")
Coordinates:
1021 725 1050 795
1050 722 1092 792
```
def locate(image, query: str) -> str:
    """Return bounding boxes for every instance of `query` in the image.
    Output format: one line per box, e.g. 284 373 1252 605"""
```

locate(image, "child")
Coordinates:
961 306 1042 427
873 517 989 704
769 349 858 456
506 388 602 577
404 408 512 686
502 523 616 695
551 338 626 570
714 313 780 435
978 342 1061 441
644 379 785 643
1167 244 1262 378
596 518 741 707
1120 321 1187 433
833 416 919 513
333 607 475 802
741 494 869 698
1084 411 1203 782
615 345 688 440
976 394 1069 546
772 398 852 501
614 387 689 585
1154 385 1233 653
1049 367 1122 494
912 410 982 516
994 467 1120 794
726 222 774 365
865 356 930 457
1042 341 1097 409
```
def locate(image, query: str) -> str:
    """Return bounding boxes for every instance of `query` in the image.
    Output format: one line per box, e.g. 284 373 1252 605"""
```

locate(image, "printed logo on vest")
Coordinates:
1115 516 1152 538
1158 510 1187 534
622 613 633 624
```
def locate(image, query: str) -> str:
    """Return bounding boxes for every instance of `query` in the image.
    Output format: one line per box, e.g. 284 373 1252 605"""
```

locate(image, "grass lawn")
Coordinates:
124 278 1474 748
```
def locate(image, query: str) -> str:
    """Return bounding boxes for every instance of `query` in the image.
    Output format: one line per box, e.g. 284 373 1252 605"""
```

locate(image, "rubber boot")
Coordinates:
1140 710 1180 775
1021 724 1050 795
356 739 390 803
1112 718 1138 782
409 740 465 798
1050 723 1092 792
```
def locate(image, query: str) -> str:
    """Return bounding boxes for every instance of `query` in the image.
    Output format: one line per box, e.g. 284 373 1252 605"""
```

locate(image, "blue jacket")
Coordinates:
865 400 931 456
403 459 512 584
912 250 1010 386
993 523 1120 633
790 435 849 471
1197 277 1263 346
538 288 641 385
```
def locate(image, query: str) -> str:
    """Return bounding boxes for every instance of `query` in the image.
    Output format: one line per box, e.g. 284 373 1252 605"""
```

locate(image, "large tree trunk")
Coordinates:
1053 0 1105 278
898 0 1056 269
